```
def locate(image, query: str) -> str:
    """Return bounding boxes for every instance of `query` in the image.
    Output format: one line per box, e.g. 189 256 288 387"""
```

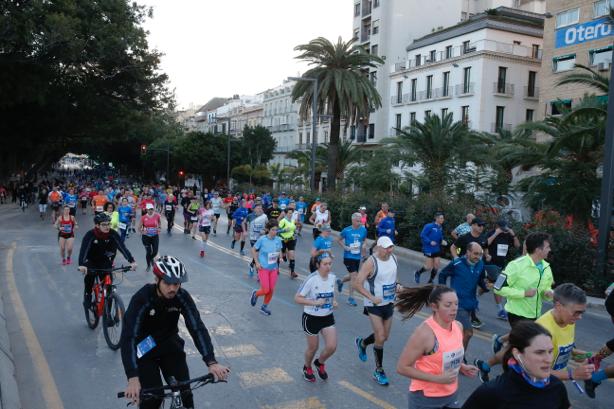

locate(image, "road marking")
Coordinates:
4 242 65 409
220 344 262 358
262 397 326 409
239 367 293 388
212 325 236 335
337 380 396 409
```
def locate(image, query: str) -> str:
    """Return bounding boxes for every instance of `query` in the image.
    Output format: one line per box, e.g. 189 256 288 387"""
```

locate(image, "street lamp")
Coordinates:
289 76 318 192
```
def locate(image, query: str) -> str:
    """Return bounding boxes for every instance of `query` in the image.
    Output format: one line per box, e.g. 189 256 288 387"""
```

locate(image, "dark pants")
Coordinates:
83 271 111 297
507 312 535 328
165 211 175 232
312 228 320 240
142 235 159 267
138 337 193 409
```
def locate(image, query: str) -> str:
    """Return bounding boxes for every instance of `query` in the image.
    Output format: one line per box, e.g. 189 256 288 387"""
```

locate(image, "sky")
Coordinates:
138 0 354 110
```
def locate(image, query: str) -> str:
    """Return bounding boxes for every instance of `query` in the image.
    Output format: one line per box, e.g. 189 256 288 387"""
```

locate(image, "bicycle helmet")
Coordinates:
153 255 188 284
94 213 111 225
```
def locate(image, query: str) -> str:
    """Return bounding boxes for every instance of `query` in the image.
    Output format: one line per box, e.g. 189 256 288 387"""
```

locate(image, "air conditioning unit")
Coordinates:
597 62 611 71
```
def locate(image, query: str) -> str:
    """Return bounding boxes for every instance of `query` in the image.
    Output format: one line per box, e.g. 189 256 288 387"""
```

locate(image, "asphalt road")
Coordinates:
0 203 612 409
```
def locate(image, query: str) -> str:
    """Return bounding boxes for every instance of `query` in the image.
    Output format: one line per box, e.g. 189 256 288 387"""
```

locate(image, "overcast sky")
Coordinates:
138 0 353 110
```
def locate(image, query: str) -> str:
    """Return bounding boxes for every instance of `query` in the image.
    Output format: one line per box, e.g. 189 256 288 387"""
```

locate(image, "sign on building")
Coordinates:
555 17 614 48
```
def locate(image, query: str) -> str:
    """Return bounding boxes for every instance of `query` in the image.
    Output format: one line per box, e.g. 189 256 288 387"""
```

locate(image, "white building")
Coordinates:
388 7 544 133
351 0 546 143
262 81 301 166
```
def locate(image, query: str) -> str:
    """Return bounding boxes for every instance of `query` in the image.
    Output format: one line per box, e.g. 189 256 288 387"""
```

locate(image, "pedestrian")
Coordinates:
336 212 368 306
250 220 282 316
395 285 479 408
295 255 338 382
415 212 447 284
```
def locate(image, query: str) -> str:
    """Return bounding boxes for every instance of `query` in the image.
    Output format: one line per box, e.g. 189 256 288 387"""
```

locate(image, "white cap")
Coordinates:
146 203 154 209
376 236 394 248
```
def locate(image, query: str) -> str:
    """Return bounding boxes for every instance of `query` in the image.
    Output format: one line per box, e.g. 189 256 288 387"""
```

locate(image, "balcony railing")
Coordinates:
455 83 475 96
524 86 540 99
391 95 403 106
491 123 512 133
361 32 370 43
362 3 372 16
493 82 514 96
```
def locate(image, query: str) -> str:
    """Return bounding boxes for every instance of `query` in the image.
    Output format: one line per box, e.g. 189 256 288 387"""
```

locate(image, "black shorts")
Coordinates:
214 213 221 220
423 251 442 258
302 313 335 336
50 202 61 210
68 207 76 216
363 303 394 320
233 225 244 233
58 232 74 239
282 239 296 252
343 258 361 273
80 200 88 208
198 226 211 234
507 312 535 328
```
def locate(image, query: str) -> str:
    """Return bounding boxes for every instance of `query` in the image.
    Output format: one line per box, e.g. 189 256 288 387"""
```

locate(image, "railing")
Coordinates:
270 124 295 133
361 32 370 42
391 95 403 106
432 86 452 99
403 92 417 104
362 1 372 16
491 123 512 133
524 86 540 99
390 126 403 136
493 82 514 96
455 83 475 96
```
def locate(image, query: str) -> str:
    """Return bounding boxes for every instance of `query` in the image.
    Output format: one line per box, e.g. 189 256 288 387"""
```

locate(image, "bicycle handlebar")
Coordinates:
117 373 224 399
81 265 132 274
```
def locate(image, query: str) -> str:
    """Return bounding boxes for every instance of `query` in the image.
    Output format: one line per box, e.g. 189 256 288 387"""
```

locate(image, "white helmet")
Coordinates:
153 255 188 284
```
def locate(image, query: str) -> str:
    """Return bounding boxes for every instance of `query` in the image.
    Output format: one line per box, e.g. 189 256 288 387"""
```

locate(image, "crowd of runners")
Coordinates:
5 170 614 409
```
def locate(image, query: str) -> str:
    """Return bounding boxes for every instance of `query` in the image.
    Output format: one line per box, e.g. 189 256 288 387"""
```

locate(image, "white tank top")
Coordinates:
314 208 329 225
363 254 398 307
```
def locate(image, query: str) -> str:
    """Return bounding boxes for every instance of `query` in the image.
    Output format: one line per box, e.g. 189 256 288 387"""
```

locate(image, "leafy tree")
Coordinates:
292 37 383 191
286 147 327 189
321 139 361 185
240 125 277 167
345 148 401 194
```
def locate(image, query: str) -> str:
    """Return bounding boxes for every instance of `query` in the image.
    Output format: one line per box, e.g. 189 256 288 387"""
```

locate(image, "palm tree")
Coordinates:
292 37 384 191
286 148 326 189
321 139 361 185
268 163 285 191
388 113 471 193
557 64 609 93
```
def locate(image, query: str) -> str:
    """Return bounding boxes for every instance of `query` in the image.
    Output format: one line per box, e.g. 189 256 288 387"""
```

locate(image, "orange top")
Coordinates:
93 195 108 212
409 316 464 397
374 210 388 225
49 191 62 202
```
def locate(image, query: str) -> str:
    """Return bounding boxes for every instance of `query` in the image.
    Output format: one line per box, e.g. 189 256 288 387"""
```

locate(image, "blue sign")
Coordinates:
555 17 614 48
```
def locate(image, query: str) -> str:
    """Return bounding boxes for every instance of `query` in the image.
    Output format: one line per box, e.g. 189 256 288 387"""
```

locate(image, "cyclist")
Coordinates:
163 193 177 235
336 212 368 306
77 213 137 310
231 200 249 256
250 220 282 316
197 201 214 258
247 204 268 277
278 208 298 278
55 205 78 265
210 192 223 236
139 203 161 272
48 186 63 223
121 255 230 408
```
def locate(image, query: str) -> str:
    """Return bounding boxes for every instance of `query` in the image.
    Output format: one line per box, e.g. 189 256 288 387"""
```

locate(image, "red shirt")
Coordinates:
140 198 155 210
141 213 160 236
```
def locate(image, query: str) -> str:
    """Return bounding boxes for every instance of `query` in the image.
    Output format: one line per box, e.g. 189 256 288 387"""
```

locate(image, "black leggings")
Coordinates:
165 212 175 232
83 271 111 296
142 235 159 267
138 337 193 409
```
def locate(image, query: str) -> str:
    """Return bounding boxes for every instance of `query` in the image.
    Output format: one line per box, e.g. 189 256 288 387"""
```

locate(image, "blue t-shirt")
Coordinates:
295 201 307 214
232 207 249 225
278 197 290 210
340 225 367 260
106 190 115 202
118 205 133 223
63 193 78 207
313 235 333 259
254 235 283 270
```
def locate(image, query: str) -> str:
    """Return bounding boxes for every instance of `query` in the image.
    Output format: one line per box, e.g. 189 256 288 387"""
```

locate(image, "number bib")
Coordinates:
267 251 280 265
190 216 198 222
61 224 72 234
136 335 157 358
443 348 464 375
96 206 103 212
382 283 396 302
315 292 333 312
349 241 361 255
165 205 172 211
496 244 509 257
118 222 127 230
146 227 158 236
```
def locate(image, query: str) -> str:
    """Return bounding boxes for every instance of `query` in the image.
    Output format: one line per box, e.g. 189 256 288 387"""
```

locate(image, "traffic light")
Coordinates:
140 144 147 155
178 170 184 177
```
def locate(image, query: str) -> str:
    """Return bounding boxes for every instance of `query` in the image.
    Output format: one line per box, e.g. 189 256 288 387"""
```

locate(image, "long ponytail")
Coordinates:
395 284 455 320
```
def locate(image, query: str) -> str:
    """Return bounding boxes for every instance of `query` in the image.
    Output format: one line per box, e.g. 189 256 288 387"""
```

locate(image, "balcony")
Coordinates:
362 1 372 17
361 32 370 43
455 83 475 96
491 123 512 133
524 86 540 100
432 86 452 99
493 82 514 97
270 124 294 133
391 95 403 106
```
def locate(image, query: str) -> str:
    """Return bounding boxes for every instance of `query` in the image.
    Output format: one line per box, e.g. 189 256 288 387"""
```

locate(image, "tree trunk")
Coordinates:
327 99 341 191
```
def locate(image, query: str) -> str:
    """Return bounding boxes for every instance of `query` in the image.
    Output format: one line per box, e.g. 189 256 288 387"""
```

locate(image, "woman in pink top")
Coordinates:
395 285 478 408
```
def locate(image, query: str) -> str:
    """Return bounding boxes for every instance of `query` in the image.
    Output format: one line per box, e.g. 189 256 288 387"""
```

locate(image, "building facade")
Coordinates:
262 80 300 166
389 7 544 133
539 0 613 118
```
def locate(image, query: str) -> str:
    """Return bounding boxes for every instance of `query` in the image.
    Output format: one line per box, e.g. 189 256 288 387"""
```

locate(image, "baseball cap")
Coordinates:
496 220 509 229
376 236 394 248
145 203 154 210
319 224 332 232
471 217 486 226
359 206 367 210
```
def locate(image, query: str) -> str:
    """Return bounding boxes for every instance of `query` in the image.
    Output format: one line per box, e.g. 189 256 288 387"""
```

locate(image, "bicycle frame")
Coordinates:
92 274 114 318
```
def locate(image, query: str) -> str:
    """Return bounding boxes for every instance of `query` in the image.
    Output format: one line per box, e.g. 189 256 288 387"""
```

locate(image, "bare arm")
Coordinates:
352 257 380 304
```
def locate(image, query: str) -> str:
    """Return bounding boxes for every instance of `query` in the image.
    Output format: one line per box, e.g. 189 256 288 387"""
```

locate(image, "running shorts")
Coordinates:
199 226 211 234
282 239 296 252
363 303 394 320
343 258 360 273
302 313 335 336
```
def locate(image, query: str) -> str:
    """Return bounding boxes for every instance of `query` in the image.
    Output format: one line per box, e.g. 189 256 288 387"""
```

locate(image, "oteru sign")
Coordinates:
555 17 613 48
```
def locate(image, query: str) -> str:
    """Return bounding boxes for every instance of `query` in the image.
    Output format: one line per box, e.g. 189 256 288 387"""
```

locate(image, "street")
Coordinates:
0 204 612 409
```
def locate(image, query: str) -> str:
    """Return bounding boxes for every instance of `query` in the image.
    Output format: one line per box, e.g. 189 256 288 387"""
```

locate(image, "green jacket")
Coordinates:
495 255 554 319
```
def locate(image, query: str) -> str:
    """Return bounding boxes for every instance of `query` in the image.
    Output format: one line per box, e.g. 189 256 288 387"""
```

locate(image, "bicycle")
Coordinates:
117 373 225 408
83 265 131 350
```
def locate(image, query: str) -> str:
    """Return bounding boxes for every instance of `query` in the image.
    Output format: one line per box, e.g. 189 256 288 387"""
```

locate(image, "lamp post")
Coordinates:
289 76 318 192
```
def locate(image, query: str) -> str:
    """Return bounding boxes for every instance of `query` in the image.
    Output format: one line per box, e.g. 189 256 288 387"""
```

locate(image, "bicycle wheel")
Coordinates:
84 293 99 329
102 292 125 350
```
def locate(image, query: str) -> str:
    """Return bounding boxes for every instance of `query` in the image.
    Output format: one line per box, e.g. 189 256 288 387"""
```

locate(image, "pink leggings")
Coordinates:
255 268 279 305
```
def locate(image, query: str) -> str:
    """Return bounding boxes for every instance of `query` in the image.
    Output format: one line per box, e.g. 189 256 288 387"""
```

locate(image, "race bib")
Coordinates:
443 348 464 375
297 208 304 214
136 335 157 359
496 244 509 257
553 344 574 370
146 227 158 236
68 203 75 208
96 206 103 212
165 205 172 211
315 292 333 312
382 283 396 301
61 225 72 233
118 222 127 230
349 241 361 255
267 251 280 265
190 216 198 222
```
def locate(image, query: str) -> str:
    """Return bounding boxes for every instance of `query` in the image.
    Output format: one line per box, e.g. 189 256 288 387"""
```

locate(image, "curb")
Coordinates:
0 276 22 409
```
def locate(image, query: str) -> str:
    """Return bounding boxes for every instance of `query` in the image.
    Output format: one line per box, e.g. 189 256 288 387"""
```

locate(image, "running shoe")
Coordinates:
230 241 235 249
290 272 298 279
199 250 205 258
373 369 389 386
66 257 72 265
248 264 255 278
260 305 271 316
474 359 490 383
414 270 421 284
491 334 503 354
314 359 328 380
355 337 367 362
336 278 344 293
471 317 484 329
62 258 66 265
240 250 245 256
303 366 316 383
250 290 257 306
584 379 600 399
497 309 508 320
347 297 357 307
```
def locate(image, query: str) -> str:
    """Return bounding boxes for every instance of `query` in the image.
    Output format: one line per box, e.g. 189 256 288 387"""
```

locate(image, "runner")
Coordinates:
79 188 89 215
278 208 298 278
104 202 116 230
210 192 224 236
309 202 331 240
451 213 475 240
231 200 249 255
295 196 307 236
585 287 614 398
278 192 290 210
295 255 338 382
37 185 49 220
353 236 399 386
336 212 368 306
265 199 283 221
92 189 108 215
374 202 389 230
187 197 200 239
63 187 78 216
226 195 239 235
116 197 133 243
415 212 447 284
247 204 268 277
376 208 397 242
310 225 333 273
197 200 214 258
163 193 177 235
180 191 192 233
48 186 63 224
55 205 78 265
358 206 369 228
139 203 161 272
395 285 478 407
250 220 282 316
223 193 234 234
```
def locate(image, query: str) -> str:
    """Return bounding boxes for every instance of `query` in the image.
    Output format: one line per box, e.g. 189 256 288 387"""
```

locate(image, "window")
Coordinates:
526 109 534 122
445 45 453 59
429 50 436 62
324 131 329 143
463 67 471 93
462 40 473 54
354 2 360 16
527 71 537 97
350 126 356 140
551 100 572 115
553 54 576 72
443 71 450 96
441 108 449 118
374 0 380 7
556 8 579 28
497 67 507 93
495 106 505 130
395 114 402 134
299 132 303 145
590 46 613 66
532 44 540 59
410 78 417 101
370 71 377 86
372 24 379 35
396 81 403 103
410 112 416 124
426 75 433 99
461 106 469 125
371 44 378 56
415 54 422 66
594 0 614 17
368 123 375 139
306 132 311 145
425 110 431 120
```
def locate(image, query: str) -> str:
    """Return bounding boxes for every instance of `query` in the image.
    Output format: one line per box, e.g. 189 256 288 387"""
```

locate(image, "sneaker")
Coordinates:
66 257 71 265
314 359 328 380
471 317 484 329
491 334 503 354
231 241 235 249
248 265 255 278
414 270 421 284
260 305 271 316
250 290 258 306
497 309 508 320
336 278 344 293
584 379 600 399
347 297 357 307
240 250 245 256
303 366 316 383
355 337 367 362
373 369 389 386
474 359 490 383
192 235 196 240
200 250 205 258
290 272 298 279
62 258 66 265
